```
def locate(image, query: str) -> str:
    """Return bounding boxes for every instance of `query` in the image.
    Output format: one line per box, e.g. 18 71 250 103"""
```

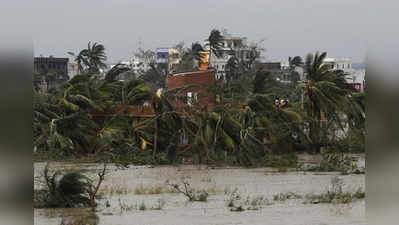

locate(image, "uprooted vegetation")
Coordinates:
272 177 365 205
303 176 365 204
118 198 166 215
225 188 273 212
273 192 303 202
166 177 209 202
34 163 107 212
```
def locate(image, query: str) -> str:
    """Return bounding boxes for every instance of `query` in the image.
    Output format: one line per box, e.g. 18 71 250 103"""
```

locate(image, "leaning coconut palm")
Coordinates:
173 44 200 73
191 42 205 65
225 56 240 85
289 56 304 68
205 29 224 68
180 105 263 165
247 94 305 155
148 86 194 162
298 52 355 153
33 64 143 155
69 42 107 74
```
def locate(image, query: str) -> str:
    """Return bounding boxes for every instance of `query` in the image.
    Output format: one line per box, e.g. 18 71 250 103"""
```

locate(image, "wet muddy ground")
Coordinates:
34 155 365 225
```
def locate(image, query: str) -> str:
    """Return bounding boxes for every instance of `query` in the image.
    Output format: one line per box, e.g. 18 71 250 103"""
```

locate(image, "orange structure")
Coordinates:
196 51 210 71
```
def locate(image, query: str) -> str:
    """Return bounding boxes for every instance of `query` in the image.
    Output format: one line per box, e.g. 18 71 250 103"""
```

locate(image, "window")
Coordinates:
187 92 197 106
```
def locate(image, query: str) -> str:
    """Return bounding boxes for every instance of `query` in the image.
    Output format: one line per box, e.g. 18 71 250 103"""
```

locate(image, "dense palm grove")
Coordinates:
33 30 365 166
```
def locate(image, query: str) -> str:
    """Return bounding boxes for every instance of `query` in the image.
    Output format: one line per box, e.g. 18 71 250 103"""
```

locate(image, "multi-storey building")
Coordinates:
204 33 252 79
156 48 182 74
34 57 69 89
34 57 69 80
323 57 353 73
323 57 365 92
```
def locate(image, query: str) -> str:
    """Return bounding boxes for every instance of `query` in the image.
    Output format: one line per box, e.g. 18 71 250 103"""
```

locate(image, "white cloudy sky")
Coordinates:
2 0 398 63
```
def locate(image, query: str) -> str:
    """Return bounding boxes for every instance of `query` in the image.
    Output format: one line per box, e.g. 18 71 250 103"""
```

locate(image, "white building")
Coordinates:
110 57 150 74
323 57 365 92
67 63 78 79
323 57 353 73
204 33 252 79
168 48 181 72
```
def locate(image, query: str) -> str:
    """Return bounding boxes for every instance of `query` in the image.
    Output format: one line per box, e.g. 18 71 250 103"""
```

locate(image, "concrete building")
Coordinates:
255 62 294 83
204 33 252 79
323 57 365 92
323 57 353 73
34 57 69 80
346 69 366 92
155 48 182 74
168 48 181 72
34 57 69 89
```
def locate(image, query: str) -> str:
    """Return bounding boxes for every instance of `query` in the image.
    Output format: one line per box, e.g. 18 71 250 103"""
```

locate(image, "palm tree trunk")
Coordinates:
221 80 225 105
153 117 158 162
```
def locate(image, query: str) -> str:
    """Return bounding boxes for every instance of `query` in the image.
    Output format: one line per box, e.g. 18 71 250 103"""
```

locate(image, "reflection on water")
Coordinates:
34 161 365 225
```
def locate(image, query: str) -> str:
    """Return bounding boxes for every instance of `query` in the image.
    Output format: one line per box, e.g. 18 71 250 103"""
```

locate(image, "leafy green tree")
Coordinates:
139 64 166 90
173 42 204 72
33 72 43 91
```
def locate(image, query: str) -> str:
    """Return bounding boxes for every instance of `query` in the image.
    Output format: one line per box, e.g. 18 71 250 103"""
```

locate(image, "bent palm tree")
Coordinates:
298 52 354 153
205 29 224 68
69 42 107 74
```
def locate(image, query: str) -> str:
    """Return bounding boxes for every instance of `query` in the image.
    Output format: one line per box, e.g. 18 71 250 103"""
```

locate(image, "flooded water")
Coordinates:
34 159 365 225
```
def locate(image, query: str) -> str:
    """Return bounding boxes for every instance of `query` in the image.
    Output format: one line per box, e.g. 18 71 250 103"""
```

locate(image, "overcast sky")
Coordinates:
5 0 398 63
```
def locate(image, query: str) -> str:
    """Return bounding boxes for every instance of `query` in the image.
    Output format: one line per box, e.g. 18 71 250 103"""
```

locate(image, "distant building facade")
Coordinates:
323 57 365 92
155 48 182 74
255 62 292 83
204 33 252 79
34 57 69 80
34 57 69 89
323 57 353 73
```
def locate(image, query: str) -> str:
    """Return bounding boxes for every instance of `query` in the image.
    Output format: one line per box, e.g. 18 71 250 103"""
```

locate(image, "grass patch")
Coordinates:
151 198 166 210
303 177 365 204
134 183 179 195
100 184 132 196
260 154 301 169
271 177 365 205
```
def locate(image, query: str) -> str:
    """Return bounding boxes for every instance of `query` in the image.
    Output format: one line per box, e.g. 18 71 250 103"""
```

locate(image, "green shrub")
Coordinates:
35 166 91 208
303 177 365 204
261 154 299 168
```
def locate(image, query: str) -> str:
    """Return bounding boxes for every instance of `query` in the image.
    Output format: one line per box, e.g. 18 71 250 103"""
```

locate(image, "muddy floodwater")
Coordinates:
34 156 365 225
